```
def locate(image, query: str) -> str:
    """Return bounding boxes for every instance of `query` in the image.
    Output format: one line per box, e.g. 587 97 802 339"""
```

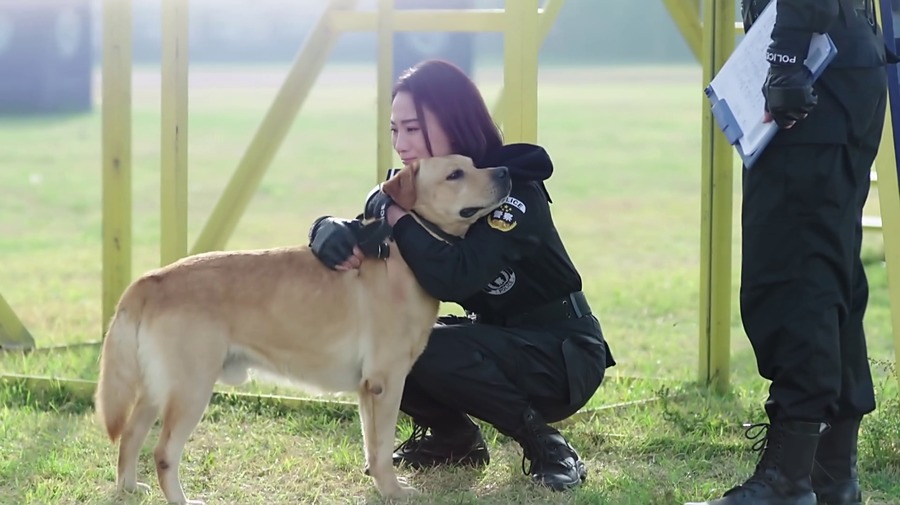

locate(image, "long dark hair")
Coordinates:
392 59 503 163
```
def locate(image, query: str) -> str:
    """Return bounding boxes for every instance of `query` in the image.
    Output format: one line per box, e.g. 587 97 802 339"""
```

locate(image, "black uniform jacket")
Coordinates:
390 143 584 320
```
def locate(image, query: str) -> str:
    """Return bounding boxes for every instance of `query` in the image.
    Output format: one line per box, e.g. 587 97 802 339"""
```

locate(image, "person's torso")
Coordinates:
458 180 583 317
826 0 887 68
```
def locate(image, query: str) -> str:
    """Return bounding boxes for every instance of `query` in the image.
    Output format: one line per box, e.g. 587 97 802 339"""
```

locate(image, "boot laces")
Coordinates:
745 422 772 459
394 423 428 454
723 422 782 496
519 431 572 476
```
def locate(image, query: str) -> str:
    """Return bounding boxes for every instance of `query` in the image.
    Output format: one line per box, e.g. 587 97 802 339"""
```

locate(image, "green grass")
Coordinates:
1 63 898 504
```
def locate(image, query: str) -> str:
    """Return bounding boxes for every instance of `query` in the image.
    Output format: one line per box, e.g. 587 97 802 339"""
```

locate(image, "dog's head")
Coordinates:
382 154 511 237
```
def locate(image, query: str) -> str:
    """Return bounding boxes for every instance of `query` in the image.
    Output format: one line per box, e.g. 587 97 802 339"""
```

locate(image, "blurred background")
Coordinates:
0 0 702 115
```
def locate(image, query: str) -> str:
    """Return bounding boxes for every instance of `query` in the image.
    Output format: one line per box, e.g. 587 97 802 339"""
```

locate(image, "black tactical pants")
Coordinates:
399 314 611 437
740 67 887 422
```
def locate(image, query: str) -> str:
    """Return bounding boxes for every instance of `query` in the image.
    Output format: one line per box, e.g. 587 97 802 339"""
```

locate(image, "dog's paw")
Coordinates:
385 483 419 501
120 482 151 495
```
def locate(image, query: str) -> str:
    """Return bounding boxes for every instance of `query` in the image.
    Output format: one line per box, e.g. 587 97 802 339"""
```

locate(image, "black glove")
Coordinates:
363 185 395 221
763 29 817 128
309 216 360 269
355 220 392 259
308 216 391 270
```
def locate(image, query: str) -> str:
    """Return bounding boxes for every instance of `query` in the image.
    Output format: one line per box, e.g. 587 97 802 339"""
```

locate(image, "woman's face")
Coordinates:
391 91 453 166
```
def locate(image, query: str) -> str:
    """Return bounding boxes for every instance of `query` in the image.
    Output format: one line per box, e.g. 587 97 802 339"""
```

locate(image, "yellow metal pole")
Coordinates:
376 0 395 182
872 0 900 389
503 0 540 143
660 0 702 61
491 0 565 126
190 0 359 255
0 293 34 350
874 98 900 391
102 0 133 332
160 0 189 266
698 0 734 393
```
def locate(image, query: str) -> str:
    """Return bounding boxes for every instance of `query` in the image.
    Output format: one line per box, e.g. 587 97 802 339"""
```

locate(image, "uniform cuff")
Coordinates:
768 28 813 65
391 214 418 239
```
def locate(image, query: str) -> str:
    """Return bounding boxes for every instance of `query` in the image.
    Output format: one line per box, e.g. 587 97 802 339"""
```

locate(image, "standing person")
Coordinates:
307 59 615 491
688 1 895 504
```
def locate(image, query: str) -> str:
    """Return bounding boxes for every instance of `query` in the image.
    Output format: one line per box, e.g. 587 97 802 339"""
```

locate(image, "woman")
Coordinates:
308 59 614 491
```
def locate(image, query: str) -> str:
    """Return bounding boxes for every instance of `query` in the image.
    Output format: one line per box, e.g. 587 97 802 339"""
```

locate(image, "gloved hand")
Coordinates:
355 220 392 259
308 216 392 270
309 216 360 269
363 185 395 220
763 29 817 129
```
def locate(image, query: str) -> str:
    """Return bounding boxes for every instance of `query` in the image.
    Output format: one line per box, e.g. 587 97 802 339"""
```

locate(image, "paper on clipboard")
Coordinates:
704 2 837 167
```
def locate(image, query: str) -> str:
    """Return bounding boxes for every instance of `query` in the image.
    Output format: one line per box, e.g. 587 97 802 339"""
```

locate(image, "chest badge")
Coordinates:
487 197 525 232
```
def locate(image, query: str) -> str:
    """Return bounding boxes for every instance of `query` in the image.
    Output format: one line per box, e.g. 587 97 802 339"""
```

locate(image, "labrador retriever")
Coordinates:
93 154 511 503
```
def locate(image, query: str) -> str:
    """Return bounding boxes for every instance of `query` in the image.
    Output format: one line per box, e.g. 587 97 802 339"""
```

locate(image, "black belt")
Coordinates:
474 291 592 327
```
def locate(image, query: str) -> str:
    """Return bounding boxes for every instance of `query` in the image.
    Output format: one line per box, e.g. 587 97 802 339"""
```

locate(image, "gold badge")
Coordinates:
487 203 519 232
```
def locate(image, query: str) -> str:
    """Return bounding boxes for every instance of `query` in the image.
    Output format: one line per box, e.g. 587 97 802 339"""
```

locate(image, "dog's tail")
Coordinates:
94 291 145 443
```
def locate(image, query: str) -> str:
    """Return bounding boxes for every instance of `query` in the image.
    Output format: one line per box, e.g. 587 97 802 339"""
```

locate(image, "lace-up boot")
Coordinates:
812 418 862 505
684 420 824 505
391 421 490 470
514 408 586 491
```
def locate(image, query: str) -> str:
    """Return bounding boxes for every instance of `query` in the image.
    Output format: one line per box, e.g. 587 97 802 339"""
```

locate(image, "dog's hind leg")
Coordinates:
359 368 418 500
153 381 216 505
116 394 158 494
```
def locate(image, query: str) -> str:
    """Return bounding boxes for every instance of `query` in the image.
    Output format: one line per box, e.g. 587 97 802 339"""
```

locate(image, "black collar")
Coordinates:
410 211 463 244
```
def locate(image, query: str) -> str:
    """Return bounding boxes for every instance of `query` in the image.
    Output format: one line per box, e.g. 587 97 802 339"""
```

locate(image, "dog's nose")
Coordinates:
493 166 509 180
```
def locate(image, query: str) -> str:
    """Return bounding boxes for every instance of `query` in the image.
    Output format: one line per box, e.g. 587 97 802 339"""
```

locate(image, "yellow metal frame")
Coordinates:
666 0 900 392
101 0 133 335
697 0 734 394
160 0 190 266
873 0 900 383
5 0 899 402
1 0 573 407
0 293 33 350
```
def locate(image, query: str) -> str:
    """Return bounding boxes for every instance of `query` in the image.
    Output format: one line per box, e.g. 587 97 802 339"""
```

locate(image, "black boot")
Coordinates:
812 418 862 505
515 408 587 491
391 420 490 470
685 420 824 505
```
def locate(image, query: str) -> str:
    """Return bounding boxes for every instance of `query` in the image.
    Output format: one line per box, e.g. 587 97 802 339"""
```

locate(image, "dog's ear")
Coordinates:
382 161 418 210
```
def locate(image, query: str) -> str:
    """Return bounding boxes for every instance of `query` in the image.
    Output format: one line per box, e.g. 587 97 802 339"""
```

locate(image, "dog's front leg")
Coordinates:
358 370 417 500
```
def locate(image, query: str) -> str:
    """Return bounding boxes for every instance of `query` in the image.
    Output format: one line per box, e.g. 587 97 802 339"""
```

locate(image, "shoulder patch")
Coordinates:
484 268 516 295
487 196 525 232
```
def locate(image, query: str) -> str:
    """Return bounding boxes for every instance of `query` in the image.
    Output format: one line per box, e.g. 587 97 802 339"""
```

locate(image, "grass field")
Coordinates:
1 63 898 504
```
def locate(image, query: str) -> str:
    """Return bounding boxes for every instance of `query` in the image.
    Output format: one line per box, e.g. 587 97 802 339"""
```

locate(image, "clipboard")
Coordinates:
704 1 838 168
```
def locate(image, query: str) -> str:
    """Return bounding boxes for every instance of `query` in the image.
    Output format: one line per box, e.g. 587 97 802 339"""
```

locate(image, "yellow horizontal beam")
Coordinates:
329 8 547 32
0 372 665 420
0 373 358 413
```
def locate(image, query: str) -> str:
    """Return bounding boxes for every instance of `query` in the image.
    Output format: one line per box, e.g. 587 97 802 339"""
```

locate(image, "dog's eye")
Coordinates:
446 169 464 181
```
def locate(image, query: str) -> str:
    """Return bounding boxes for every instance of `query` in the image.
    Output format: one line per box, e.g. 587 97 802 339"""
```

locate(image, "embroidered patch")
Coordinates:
484 268 516 295
487 197 525 232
